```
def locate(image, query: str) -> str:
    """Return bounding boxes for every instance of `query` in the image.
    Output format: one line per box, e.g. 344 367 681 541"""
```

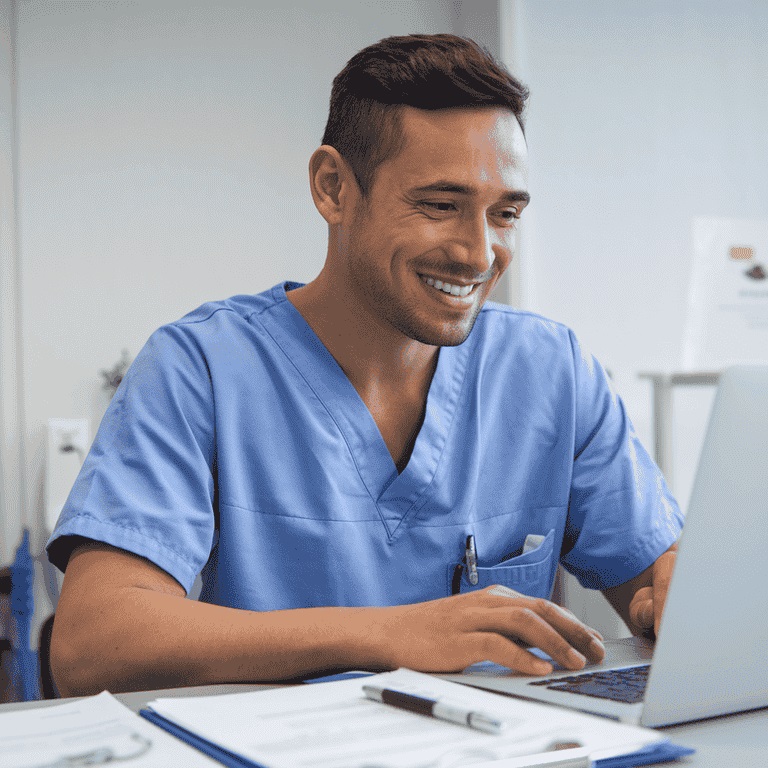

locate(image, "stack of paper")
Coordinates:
141 669 692 768
0 690 218 768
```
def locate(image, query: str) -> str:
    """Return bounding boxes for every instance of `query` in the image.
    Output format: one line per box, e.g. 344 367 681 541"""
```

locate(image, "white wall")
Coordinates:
512 0 768 512
0 0 23 564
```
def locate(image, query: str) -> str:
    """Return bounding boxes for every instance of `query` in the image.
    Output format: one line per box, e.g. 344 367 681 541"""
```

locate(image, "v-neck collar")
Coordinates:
259 282 472 537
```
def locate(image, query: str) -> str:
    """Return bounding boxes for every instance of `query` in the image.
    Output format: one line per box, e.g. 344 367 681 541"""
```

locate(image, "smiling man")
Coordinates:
47 34 682 696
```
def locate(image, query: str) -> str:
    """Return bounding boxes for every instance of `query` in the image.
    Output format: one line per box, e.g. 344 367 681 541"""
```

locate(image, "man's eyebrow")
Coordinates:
409 182 531 205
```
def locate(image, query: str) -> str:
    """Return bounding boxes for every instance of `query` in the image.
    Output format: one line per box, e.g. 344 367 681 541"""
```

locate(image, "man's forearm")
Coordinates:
52 589 381 696
51 543 606 696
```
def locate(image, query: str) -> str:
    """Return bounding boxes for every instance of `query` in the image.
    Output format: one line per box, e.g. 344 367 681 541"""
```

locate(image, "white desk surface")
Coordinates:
2 682 766 766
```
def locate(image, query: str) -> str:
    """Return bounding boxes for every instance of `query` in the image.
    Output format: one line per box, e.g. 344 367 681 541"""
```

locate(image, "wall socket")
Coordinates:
45 418 90 532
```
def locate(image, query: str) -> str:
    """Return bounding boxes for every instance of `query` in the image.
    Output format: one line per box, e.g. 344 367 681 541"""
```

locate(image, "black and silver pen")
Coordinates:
362 684 505 734
465 534 479 585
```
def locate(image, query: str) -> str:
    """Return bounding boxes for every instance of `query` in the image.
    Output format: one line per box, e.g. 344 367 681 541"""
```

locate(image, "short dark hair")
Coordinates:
321 33 529 196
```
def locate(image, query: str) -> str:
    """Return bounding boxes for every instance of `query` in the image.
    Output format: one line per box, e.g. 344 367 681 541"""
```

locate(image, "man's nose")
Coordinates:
453 216 499 275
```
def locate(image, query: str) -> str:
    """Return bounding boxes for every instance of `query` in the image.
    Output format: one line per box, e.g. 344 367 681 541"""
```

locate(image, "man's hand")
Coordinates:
627 545 678 638
603 543 679 639
361 586 605 676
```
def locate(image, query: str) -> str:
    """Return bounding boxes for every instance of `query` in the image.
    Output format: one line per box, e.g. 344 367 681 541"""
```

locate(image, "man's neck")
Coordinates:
285 278 439 402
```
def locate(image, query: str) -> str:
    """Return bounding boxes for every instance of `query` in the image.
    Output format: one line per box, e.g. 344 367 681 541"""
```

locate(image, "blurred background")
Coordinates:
1 0 767 684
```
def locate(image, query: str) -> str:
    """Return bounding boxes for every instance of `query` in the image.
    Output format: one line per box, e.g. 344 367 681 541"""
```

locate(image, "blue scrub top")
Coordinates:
47 281 683 610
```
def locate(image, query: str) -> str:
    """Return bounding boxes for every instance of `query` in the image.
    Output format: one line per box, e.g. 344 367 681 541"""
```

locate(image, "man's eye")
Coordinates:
496 209 521 225
422 201 456 212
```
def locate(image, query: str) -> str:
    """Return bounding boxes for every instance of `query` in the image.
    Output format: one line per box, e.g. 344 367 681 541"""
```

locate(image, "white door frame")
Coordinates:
0 0 25 561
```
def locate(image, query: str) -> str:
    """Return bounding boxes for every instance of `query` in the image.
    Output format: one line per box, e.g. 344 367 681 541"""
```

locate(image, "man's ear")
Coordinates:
308 146 360 225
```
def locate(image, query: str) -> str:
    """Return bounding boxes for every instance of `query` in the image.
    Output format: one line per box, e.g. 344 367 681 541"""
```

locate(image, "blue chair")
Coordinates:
7 529 39 701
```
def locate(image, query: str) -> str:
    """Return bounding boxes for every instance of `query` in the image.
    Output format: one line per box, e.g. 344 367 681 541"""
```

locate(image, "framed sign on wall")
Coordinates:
683 218 768 369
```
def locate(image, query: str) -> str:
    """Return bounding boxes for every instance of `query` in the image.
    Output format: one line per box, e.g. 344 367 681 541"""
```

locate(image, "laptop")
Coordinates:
442 364 768 727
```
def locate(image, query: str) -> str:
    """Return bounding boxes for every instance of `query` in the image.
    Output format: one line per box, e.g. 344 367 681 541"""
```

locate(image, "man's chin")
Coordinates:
385 292 485 347
406 318 477 347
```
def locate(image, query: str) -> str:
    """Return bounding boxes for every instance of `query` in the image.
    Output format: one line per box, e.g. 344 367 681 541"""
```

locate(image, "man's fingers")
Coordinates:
485 586 604 644
634 598 654 629
502 608 588 670
652 550 676 636
629 585 654 629
626 549 677 636
473 632 555 676
533 600 605 664
478 600 604 670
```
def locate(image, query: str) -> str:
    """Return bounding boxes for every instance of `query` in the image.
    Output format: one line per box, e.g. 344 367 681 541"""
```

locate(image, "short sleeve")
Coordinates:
559 331 683 589
46 324 216 594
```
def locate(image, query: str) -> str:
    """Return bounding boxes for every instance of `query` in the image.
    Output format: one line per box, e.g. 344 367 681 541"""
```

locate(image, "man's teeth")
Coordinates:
420 275 475 297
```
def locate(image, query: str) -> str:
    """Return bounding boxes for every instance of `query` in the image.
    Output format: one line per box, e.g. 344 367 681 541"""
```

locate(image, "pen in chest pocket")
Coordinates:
465 534 479 585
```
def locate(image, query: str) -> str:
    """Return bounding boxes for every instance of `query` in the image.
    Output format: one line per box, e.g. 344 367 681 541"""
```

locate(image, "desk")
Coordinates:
1 682 766 767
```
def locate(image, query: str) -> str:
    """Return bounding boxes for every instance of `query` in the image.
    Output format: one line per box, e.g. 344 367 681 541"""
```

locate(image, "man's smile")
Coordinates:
418 273 481 302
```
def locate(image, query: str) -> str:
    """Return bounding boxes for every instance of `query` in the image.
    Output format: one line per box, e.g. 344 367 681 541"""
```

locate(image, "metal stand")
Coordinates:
638 371 721 489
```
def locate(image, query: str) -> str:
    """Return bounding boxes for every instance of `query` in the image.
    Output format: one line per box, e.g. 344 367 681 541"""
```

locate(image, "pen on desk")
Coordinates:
465 534 479 585
362 684 505 734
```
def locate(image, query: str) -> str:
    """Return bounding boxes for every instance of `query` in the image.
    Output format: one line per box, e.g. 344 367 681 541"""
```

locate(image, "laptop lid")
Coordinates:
640 364 768 726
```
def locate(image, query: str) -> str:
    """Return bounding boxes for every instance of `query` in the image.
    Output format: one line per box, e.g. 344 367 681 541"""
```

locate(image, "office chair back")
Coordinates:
8 529 40 701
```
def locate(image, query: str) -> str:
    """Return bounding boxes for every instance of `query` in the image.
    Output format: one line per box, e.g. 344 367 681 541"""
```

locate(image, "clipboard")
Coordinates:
139 671 694 768
139 706 693 768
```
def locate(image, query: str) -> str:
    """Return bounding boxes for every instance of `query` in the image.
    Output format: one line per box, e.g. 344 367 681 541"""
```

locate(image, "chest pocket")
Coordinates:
453 528 556 599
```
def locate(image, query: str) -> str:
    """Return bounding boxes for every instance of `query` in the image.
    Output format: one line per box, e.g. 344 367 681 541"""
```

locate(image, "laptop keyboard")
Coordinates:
528 664 650 704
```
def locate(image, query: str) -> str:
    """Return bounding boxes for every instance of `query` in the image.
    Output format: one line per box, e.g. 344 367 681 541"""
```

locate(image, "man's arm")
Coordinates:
602 543 678 638
51 542 605 696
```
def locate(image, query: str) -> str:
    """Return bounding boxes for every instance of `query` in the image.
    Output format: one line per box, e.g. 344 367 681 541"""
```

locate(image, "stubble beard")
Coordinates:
353 261 485 347
344 208 486 348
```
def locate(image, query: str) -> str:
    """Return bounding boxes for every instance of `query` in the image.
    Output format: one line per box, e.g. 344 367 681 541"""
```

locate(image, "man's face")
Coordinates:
339 106 529 347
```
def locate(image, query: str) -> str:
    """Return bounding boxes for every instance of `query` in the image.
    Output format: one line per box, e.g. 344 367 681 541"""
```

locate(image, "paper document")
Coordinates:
147 668 667 768
0 690 218 768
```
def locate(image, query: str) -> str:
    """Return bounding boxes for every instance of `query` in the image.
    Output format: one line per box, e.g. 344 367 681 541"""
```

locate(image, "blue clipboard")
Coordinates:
594 741 694 767
139 705 694 768
140 709 261 768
